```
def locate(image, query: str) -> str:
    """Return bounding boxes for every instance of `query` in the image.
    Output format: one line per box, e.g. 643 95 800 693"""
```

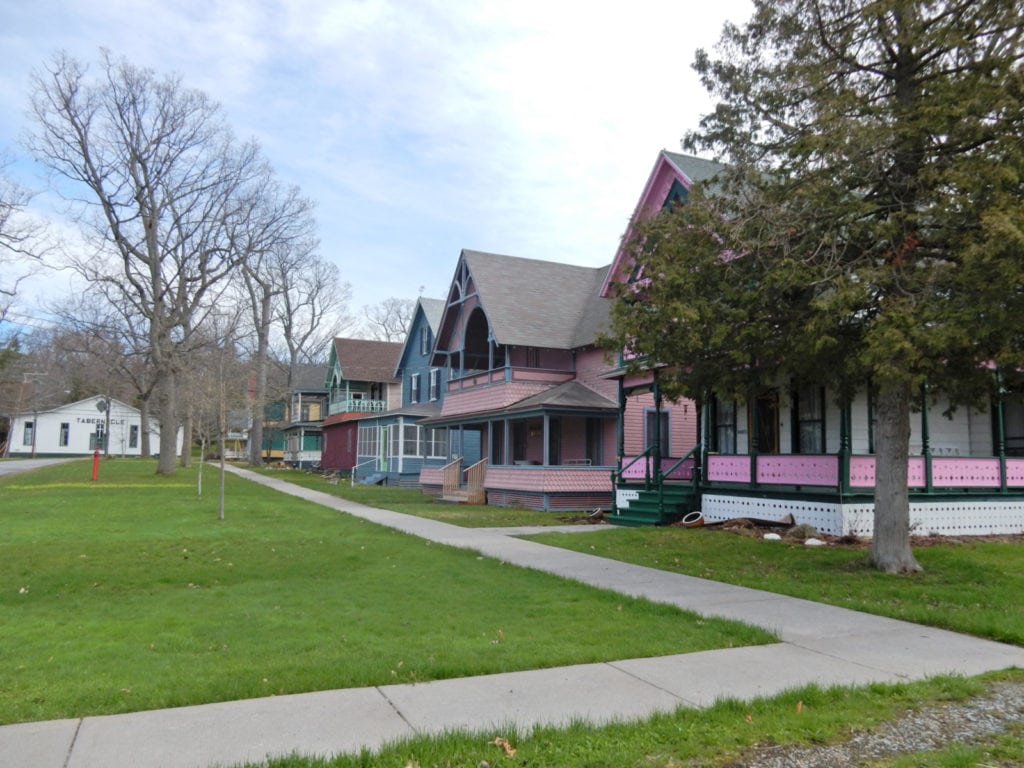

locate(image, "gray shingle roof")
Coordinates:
662 151 728 185
419 297 445 332
331 338 402 383
290 363 329 391
460 250 611 349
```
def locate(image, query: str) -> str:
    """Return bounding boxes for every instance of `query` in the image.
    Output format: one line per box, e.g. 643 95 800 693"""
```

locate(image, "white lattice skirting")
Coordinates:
700 494 1024 537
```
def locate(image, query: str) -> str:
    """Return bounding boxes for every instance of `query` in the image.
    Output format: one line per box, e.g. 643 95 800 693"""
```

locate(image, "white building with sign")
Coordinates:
5 395 180 458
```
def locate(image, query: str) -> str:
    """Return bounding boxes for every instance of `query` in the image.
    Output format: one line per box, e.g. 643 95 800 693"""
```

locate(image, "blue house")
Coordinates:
346 298 456 486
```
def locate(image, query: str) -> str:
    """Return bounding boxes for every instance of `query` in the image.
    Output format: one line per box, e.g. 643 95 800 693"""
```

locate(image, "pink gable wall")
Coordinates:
600 152 691 298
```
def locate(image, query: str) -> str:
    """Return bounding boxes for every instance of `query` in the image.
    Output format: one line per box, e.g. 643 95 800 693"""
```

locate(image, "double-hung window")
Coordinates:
428 368 439 401
409 373 420 404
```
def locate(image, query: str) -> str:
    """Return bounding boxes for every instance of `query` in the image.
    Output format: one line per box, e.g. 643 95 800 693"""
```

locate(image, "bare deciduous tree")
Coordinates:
0 152 46 326
276 253 354 378
359 297 415 343
236 179 318 466
27 50 270 474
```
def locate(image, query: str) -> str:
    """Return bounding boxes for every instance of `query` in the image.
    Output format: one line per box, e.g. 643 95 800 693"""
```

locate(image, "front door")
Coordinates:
751 391 779 454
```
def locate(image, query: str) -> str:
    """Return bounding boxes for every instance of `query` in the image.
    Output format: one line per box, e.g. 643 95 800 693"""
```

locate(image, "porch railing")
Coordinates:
464 458 488 504
441 457 462 497
327 398 388 416
705 453 1024 493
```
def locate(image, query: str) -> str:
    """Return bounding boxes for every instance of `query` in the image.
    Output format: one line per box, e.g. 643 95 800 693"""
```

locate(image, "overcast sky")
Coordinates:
0 0 753 325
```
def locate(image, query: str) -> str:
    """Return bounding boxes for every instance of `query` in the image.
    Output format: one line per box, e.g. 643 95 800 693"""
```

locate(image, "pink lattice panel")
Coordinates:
707 455 752 483
755 455 838 486
1005 459 1024 487
930 458 1001 487
848 456 875 487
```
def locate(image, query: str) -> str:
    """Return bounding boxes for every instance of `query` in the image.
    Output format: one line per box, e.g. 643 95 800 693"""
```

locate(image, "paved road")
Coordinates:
0 457 77 477
2 463 1023 768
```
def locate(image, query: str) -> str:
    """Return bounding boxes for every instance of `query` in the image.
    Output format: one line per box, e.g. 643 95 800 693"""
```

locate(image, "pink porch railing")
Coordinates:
708 454 1024 490
620 456 695 481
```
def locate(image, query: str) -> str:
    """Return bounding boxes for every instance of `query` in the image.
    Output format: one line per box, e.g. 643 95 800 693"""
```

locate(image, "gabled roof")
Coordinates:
329 338 402 383
663 151 728 185
419 297 445 331
456 249 611 349
289 363 329 392
600 150 727 297
393 297 446 377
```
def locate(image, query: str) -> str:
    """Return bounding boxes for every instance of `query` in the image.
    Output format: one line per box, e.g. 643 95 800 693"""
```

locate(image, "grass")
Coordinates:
253 466 588 527
527 524 1024 646
245 671 1024 768
0 459 771 724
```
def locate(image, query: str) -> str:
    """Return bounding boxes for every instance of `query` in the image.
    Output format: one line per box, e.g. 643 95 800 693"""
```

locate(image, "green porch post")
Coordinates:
921 383 933 493
749 394 759 489
839 396 852 496
652 378 663 487
698 390 709 487
996 370 1007 493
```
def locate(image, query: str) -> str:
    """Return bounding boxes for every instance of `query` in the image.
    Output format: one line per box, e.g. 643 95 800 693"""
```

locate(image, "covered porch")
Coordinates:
610 378 1024 535
418 382 619 511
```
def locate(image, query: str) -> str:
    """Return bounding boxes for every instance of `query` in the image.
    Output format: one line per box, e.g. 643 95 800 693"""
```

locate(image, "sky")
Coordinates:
0 0 753 327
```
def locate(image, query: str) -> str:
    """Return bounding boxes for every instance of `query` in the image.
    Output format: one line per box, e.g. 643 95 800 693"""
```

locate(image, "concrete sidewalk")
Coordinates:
4 465 1023 768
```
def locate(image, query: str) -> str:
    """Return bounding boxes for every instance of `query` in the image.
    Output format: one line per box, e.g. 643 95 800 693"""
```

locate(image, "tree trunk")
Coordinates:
139 395 152 458
156 368 178 475
869 380 922 573
180 413 193 467
247 288 272 467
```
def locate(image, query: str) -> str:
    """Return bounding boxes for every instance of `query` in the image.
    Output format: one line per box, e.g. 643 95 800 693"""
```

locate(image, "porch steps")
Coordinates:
610 485 697 527
436 489 486 505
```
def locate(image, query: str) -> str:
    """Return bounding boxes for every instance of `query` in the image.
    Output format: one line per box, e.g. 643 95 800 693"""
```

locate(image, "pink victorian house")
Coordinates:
418 249 695 511
602 150 1024 536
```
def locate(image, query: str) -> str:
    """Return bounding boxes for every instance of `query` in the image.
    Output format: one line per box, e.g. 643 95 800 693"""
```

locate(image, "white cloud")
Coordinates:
0 0 753 316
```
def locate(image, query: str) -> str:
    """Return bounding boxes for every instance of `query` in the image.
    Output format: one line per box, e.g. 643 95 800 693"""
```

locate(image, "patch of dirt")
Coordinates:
721 679 1024 767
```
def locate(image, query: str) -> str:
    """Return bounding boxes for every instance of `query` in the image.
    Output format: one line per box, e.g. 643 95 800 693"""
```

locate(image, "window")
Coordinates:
644 410 670 452
409 373 420 404
420 326 430 356
525 348 540 368
403 424 420 456
59 422 70 447
428 368 440 401
129 425 139 449
22 420 34 446
425 427 448 458
712 397 736 454
357 425 379 457
89 425 106 451
794 385 825 454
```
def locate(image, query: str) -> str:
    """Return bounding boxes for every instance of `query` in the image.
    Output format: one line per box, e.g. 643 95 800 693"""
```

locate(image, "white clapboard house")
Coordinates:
5 395 179 458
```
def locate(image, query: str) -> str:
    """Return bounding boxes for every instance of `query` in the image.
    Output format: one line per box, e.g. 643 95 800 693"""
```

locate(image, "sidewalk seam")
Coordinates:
603 662 698 708
62 718 83 768
374 686 420 737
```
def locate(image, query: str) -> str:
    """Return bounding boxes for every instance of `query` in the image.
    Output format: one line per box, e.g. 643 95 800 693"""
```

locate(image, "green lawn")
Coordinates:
253 466 586 527
0 459 771 724
528 524 1024 645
